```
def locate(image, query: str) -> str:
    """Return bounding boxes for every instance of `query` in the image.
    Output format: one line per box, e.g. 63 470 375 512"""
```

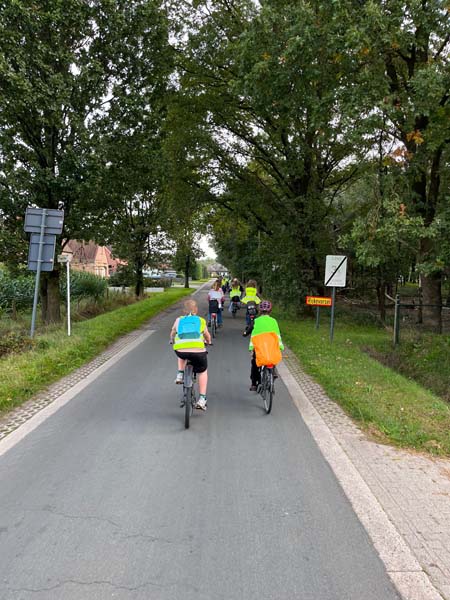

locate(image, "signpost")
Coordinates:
57 254 72 336
306 296 333 330
24 207 64 338
324 255 348 342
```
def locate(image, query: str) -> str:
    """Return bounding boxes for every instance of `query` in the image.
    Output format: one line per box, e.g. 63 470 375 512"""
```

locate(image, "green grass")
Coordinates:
0 288 191 414
276 311 450 456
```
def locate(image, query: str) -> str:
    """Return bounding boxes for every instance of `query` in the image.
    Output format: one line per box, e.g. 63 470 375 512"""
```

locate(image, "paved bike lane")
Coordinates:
0 288 402 599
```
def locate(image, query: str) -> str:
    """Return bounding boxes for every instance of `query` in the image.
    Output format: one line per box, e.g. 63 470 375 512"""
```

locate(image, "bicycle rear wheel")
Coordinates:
184 365 194 429
211 316 216 338
262 368 273 414
184 388 194 429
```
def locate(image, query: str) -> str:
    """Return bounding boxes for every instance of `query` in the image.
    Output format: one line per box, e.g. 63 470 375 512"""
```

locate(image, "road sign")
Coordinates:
27 234 56 272
57 254 72 264
24 207 64 338
24 207 64 235
306 296 333 307
325 255 347 288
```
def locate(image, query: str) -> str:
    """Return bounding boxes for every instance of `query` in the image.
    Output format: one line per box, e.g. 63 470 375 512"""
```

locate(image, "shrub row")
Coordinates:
0 269 109 313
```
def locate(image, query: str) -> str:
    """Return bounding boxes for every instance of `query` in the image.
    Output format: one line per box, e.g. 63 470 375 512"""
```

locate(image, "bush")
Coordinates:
108 264 134 287
143 277 172 288
61 271 108 302
0 270 35 312
0 331 34 358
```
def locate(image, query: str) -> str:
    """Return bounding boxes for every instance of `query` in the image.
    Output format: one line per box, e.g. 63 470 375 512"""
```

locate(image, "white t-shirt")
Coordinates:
208 289 224 308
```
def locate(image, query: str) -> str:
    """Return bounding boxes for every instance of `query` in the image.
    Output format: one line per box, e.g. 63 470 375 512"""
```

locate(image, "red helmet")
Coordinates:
259 300 272 313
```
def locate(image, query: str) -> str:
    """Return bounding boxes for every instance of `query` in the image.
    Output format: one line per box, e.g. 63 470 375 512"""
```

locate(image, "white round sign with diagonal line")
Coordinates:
325 255 347 287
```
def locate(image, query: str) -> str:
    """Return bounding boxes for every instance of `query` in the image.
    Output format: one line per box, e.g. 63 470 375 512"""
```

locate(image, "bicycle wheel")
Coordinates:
211 317 216 338
262 368 273 414
184 388 190 428
184 364 194 429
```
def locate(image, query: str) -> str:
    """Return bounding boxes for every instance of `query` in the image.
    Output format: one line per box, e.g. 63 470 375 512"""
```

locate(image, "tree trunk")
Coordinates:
376 279 386 323
184 253 190 289
419 238 442 333
40 270 61 324
134 259 144 298
421 272 442 333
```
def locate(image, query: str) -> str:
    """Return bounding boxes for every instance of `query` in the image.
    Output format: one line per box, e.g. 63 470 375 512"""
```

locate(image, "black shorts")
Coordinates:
175 351 208 373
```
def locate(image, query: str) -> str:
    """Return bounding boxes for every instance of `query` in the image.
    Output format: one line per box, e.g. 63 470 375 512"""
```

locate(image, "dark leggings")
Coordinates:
250 351 261 386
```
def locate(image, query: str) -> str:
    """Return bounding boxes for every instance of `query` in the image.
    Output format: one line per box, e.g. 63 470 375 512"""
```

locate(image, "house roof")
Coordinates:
65 240 99 262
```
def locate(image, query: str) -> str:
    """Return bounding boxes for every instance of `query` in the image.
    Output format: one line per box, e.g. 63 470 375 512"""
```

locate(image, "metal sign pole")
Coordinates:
30 209 47 338
315 306 320 330
67 259 71 336
330 287 336 343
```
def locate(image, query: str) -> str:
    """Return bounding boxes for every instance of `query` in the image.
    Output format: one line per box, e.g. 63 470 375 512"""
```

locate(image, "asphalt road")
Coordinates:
0 290 401 600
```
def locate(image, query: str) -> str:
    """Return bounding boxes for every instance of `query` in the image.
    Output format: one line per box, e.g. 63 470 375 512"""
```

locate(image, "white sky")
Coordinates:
198 235 217 259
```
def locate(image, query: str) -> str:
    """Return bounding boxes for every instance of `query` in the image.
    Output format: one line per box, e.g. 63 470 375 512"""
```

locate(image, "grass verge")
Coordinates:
0 288 191 415
277 312 450 456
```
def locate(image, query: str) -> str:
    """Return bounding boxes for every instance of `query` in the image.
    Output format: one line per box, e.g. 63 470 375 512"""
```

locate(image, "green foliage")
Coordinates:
143 277 173 288
0 331 34 358
60 271 108 302
0 0 173 318
0 270 35 312
108 265 135 287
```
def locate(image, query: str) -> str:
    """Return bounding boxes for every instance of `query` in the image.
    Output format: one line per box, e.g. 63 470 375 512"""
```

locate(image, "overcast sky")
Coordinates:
199 235 217 259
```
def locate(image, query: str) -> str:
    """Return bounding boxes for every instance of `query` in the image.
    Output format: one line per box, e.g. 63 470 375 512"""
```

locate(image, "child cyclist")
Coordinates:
246 300 284 391
170 299 212 410
207 280 224 327
240 279 261 326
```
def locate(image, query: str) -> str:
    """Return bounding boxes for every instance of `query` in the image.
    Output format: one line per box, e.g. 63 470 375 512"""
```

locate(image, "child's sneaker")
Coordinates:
195 395 207 411
175 371 184 384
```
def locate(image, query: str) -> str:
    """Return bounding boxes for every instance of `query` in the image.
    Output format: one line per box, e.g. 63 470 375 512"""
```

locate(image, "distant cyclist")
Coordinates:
228 278 242 313
241 279 261 326
246 300 284 391
208 280 224 327
170 299 212 410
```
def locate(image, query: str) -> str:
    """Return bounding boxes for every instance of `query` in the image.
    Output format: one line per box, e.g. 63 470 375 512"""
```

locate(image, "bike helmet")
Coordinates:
259 300 272 313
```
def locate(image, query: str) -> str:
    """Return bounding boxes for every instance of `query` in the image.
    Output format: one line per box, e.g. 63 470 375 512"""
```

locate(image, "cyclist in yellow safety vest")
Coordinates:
170 299 212 411
228 278 242 313
240 279 261 325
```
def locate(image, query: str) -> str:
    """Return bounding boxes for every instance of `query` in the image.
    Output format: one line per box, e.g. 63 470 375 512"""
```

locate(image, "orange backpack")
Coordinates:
252 332 282 367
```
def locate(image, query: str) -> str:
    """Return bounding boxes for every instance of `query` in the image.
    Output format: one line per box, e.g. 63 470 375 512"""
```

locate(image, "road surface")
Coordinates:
0 290 400 599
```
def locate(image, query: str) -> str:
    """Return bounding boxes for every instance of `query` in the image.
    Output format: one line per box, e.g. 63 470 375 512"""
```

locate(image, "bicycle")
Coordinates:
230 295 240 318
258 364 275 414
208 299 220 338
181 360 197 429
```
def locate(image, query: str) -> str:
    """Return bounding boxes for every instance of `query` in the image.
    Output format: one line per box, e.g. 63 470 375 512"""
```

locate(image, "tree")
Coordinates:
0 0 171 321
170 0 371 309
347 0 450 331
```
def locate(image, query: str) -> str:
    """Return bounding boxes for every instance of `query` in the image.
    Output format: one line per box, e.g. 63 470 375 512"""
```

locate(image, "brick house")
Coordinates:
62 241 125 278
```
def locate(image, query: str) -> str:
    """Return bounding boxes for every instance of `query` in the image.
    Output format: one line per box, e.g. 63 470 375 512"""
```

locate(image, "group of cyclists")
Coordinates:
169 276 284 411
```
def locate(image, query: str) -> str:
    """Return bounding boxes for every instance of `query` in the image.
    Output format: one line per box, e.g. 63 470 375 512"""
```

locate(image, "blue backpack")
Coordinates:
177 315 201 339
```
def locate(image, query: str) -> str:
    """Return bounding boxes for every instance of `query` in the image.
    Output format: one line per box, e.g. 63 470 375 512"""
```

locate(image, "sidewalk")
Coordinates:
281 352 450 600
